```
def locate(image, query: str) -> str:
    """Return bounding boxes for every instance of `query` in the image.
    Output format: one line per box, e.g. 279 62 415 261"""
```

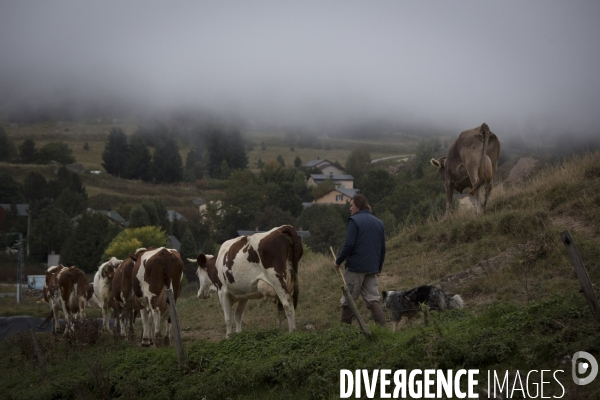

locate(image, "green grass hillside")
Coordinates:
1 151 599 399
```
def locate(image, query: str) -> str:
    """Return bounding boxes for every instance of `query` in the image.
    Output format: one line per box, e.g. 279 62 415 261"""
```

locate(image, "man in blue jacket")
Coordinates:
335 194 386 326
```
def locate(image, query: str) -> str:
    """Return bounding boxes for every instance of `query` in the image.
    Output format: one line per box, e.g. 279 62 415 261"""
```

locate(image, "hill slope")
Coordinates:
1 151 599 399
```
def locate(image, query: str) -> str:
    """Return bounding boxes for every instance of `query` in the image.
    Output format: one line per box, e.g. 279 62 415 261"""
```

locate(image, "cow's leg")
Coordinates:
272 286 296 333
164 312 172 344
152 308 163 344
101 301 111 332
78 296 86 320
61 302 72 334
468 193 482 215
139 307 152 347
219 293 234 337
442 179 454 221
52 302 61 334
234 299 248 333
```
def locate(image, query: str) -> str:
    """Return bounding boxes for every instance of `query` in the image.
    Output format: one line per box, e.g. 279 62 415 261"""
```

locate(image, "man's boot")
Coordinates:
368 302 386 326
341 306 353 324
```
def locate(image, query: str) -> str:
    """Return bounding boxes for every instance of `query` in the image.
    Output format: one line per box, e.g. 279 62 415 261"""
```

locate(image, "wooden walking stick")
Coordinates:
330 247 371 337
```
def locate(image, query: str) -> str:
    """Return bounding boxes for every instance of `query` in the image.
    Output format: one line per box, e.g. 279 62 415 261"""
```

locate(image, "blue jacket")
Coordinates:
336 210 386 273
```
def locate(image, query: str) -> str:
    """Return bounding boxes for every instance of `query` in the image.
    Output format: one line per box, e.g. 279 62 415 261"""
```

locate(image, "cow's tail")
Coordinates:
39 310 54 329
280 225 303 309
469 123 490 195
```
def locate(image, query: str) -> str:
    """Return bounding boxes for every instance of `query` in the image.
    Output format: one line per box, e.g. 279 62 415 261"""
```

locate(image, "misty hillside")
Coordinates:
1 148 599 399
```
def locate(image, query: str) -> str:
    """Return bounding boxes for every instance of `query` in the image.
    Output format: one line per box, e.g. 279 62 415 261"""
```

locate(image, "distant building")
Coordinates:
0 204 29 217
94 209 128 227
168 210 187 222
303 159 346 176
308 188 359 206
168 235 181 251
307 174 354 189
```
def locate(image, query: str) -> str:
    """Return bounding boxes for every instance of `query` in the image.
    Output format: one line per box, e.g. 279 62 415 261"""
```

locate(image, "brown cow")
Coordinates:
42 264 66 334
112 249 146 339
430 123 500 221
195 225 303 337
56 266 89 334
131 247 184 347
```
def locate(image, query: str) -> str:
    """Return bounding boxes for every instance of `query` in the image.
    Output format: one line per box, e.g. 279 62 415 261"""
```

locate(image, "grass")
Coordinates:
2 124 600 398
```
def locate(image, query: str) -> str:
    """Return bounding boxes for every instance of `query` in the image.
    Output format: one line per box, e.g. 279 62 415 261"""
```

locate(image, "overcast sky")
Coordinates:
1 1 599 135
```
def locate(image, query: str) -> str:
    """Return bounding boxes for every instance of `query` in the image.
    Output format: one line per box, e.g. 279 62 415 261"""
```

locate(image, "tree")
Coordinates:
223 170 267 231
294 156 302 168
0 173 24 204
36 142 76 164
141 200 159 226
51 167 87 200
128 205 150 228
0 127 16 161
104 226 167 260
54 188 87 217
29 205 73 260
312 178 336 200
252 206 296 231
102 128 129 176
360 169 396 206
276 155 285 166
178 226 197 260
152 198 171 234
266 182 303 217
298 204 346 254
23 172 49 201
345 147 371 187
18 138 37 163
152 136 183 183
123 133 151 181
61 212 121 272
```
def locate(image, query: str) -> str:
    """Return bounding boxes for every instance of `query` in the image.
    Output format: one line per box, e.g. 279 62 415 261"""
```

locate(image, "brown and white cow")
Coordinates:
93 257 122 332
195 225 303 337
42 264 66 333
112 251 143 338
131 247 184 347
431 123 501 221
56 266 89 334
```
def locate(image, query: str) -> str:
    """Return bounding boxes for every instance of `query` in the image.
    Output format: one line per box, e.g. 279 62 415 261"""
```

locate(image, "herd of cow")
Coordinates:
40 123 500 345
41 225 304 344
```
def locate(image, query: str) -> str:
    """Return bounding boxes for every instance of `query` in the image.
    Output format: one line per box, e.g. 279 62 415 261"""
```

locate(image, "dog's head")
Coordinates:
381 290 398 310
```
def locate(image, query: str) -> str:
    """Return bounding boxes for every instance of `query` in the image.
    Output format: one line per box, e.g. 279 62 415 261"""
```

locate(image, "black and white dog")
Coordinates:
382 285 464 331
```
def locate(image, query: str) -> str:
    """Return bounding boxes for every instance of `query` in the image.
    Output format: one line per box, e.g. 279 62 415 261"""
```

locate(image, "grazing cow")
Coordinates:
112 252 143 338
431 123 501 221
195 225 303 337
86 282 102 308
42 264 66 333
56 266 89 334
131 247 184 347
93 257 122 332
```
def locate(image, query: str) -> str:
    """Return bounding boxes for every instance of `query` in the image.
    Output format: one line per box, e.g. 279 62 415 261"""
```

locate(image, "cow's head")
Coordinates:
101 257 121 280
430 157 447 176
193 254 217 299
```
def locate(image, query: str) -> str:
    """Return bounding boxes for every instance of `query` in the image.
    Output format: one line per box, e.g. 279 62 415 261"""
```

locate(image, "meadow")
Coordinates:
0 137 599 398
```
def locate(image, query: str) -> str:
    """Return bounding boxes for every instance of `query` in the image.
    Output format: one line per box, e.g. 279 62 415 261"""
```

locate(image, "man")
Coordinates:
334 194 386 326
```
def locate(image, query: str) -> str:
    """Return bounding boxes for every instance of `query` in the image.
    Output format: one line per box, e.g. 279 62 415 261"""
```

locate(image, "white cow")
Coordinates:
93 257 122 332
195 225 303 337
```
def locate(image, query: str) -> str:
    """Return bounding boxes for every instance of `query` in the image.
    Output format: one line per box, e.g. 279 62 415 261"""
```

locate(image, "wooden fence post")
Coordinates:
166 289 185 366
560 230 600 323
29 329 46 377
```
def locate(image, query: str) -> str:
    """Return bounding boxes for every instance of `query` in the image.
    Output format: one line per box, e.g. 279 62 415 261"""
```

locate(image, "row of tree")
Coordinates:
0 127 76 165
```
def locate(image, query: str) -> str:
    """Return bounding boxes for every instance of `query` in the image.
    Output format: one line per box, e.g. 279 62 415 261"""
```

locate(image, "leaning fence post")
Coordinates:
166 289 185 366
29 328 46 377
560 230 600 323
